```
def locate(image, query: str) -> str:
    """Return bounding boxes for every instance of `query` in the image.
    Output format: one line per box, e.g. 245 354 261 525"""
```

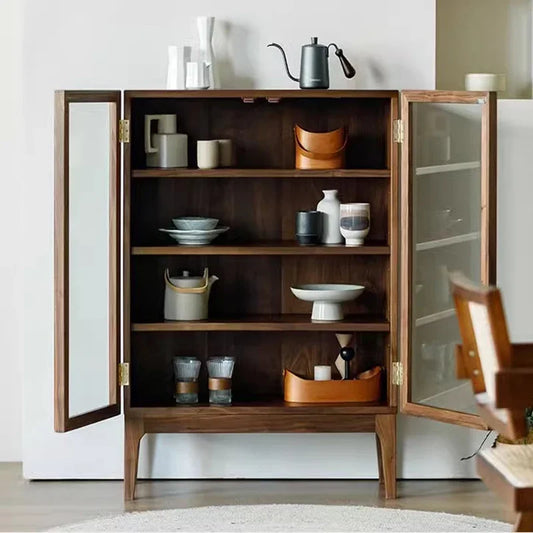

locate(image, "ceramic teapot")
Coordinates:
267 37 356 89
164 268 218 321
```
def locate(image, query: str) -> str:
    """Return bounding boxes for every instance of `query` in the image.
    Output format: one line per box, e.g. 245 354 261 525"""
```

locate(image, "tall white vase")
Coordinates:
316 189 343 244
197 16 219 89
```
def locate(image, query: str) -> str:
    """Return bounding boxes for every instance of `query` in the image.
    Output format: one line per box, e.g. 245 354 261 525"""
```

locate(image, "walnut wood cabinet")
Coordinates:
54 90 496 500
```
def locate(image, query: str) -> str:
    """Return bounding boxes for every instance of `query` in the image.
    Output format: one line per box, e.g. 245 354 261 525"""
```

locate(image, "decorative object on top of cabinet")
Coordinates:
185 60 210 90
207 356 235 404
295 210 322 246
290 283 364 321
340 203 370 246
267 37 355 89
166 46 179 89
316 189 343 244
197 140 219 169
197 16 219 89
335 333 354 378
284 367 381 403
164 268 218 321
173 356 201 404
172 217 219 231
465 73 506 94
145 114 188 168
294 125 347 170
159 226 229 245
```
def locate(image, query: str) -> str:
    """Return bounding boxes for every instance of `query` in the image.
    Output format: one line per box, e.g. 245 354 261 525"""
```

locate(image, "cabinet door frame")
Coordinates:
54 90 122 432
399 90 497 429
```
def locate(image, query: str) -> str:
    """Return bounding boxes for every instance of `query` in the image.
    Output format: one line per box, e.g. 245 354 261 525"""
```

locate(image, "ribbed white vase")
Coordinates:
316 189 343 244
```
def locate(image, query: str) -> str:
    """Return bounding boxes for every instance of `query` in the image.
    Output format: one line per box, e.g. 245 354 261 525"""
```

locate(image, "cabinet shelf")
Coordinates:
415 308 455 327
130 401 395 417
132 241 390 256
132 315 389 332
415 161 481 176
132 168 390 179
416 231 480 251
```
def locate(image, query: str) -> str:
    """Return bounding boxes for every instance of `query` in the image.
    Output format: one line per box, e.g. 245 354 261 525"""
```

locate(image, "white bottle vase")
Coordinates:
197 16 219 89
316 189 343 244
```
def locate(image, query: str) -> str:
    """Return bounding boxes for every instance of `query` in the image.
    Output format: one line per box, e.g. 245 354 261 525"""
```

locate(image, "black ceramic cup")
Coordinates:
296 210 322 245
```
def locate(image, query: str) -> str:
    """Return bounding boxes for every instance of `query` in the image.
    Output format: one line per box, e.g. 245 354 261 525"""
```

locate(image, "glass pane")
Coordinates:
68 102 113 417
410 102 482 414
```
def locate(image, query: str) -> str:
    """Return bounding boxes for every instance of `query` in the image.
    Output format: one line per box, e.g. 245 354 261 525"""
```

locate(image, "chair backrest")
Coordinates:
450 272 512 402
450 272 526 440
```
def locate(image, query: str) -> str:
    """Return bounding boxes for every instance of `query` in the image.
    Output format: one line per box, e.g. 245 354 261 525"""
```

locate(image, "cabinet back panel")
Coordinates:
131 178 388 246
130 97 390 170
130 331 386 407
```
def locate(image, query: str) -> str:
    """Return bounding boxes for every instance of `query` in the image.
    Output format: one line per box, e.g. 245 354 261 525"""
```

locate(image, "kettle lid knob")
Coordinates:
311 37 318 44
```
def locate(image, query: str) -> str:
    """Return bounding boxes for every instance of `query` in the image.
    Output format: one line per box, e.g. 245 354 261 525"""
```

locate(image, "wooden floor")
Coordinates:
0 463 513 531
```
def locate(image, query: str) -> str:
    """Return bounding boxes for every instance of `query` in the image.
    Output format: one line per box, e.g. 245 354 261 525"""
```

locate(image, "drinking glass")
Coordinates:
207 356 235 404
173 356 201 404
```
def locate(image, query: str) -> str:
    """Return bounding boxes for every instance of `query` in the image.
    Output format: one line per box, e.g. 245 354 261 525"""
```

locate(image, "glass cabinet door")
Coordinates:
400 91 496 428
54 91 121 432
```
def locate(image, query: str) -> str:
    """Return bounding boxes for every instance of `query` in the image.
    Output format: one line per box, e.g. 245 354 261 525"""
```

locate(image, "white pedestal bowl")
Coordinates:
290 284 365 321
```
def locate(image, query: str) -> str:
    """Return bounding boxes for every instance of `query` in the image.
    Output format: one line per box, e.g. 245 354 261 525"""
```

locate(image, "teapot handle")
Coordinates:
164 268 208 293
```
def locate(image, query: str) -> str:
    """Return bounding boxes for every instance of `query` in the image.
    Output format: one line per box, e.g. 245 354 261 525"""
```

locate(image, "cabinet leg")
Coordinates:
375 414 396 499
515 512 533 532
375 434 384 485
124 417 144 501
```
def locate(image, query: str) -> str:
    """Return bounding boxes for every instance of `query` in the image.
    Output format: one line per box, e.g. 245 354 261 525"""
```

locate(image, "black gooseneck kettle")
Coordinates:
267 37 356 89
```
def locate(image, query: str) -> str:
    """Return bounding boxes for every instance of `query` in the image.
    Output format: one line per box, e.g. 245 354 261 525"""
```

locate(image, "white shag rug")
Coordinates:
52 504 511 532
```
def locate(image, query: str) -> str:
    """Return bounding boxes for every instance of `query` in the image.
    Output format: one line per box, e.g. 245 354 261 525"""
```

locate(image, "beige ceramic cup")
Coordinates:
217 139 234 167
197 140 219 169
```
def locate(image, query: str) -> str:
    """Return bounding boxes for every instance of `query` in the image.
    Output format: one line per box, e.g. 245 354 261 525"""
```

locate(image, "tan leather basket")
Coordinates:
283 366 381 403
294 124 347 170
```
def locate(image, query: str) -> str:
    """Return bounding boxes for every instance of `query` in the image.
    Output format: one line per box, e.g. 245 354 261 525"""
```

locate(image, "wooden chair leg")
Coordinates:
124 417 144 501
515 512 533 532
375 414 397 499
375 434 384 485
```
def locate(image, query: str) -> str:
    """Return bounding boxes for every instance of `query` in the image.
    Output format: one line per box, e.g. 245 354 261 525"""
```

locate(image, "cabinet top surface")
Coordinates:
123 89 399 100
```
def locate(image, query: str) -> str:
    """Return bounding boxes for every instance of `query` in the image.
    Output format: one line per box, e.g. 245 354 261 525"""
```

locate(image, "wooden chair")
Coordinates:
450 272 533 531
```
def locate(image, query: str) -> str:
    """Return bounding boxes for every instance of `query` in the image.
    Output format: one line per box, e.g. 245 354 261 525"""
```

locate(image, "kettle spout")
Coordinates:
207 275 219 295
267 43 299 83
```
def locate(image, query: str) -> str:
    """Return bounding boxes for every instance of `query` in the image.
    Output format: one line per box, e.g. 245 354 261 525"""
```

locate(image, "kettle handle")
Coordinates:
164 268 209 294
145 115 160 154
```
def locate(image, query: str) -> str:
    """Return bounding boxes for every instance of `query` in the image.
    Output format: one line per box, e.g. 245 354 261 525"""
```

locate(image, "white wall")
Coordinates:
0 0 24 462
0 0 494 479
496 100 533 339
436 0 532 98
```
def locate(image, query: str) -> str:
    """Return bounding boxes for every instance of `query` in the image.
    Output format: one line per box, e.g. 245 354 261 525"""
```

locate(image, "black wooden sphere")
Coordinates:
340 347 355 361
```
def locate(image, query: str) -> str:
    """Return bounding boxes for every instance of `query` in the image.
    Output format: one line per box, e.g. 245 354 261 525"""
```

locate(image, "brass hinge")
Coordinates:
393 119 404 144
392 362 403 386
119 119 130 143
119 363 130 386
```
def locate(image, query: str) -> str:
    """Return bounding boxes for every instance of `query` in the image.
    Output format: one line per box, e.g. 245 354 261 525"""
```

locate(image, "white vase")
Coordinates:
316 190 343 244
197 16 219 89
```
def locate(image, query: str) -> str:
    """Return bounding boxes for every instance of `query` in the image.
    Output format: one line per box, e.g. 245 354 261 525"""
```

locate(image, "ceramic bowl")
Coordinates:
172 217 219 231
290 284 365 321
159 226 229 246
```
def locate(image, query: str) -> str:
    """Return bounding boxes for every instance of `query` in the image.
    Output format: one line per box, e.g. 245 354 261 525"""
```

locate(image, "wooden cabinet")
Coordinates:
54 89 496 500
